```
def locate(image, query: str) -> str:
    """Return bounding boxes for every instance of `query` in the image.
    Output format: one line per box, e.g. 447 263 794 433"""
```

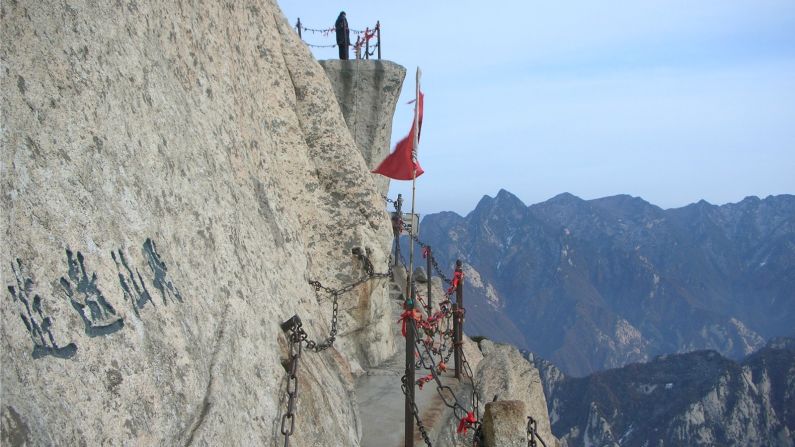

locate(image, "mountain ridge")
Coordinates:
418 190 795 376
535 337 795 446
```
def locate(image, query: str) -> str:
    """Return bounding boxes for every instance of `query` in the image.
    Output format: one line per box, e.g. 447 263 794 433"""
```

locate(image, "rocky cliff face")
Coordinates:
419 189 795 376
319 60 406 197
538 338 795 447
1 1 403 445
475 340 556 446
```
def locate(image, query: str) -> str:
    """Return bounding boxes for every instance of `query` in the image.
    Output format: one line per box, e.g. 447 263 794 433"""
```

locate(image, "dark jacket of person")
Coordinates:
335 12 350 47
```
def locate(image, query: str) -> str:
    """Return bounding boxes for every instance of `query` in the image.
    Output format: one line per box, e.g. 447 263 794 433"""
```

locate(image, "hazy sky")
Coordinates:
280 1 795 215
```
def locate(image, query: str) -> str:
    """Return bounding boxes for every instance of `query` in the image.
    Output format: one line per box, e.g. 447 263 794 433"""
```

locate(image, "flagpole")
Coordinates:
404 66 421 447
408 66 420 293
407 66 421 318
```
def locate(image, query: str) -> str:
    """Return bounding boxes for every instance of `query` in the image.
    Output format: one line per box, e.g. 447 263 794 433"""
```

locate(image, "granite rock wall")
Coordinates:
1 1 399 445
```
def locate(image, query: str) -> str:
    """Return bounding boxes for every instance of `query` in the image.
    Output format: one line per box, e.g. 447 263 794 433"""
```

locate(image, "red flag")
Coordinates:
372 92 424 180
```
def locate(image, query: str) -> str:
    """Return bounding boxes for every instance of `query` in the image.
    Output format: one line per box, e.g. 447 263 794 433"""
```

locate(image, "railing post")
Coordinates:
454 259 463 380
392 194 402 266
426 246 432 315
405 282 416 447
354 35 362 60
296 18 301 39
376 21 381 60
365 27 370 60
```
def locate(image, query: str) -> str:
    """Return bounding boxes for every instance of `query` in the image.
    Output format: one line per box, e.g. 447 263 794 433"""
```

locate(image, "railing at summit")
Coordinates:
295 17 382 60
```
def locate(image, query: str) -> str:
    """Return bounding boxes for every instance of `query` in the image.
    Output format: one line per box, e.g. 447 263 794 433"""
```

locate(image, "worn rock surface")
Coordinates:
1 1 398 445
319 60 406 197
483 400 527 447
476 340 557 446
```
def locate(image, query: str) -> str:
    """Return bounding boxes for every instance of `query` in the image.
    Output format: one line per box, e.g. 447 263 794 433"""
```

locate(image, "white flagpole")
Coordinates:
407 67 421 304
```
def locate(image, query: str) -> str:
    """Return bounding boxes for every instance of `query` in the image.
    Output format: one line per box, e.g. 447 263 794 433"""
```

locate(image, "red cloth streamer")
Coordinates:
417 373 434 390
398 309 421 337
457 411 477 434
446 270 464 295
437 361 447 373
422 246 430 259
372 92 425 180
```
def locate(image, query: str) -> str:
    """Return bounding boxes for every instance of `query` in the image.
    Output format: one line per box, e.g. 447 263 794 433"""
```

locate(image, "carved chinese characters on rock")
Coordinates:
112 249 154 317
5 238 184 360
142 238 183 305
7 259 78 359
60 249 125 337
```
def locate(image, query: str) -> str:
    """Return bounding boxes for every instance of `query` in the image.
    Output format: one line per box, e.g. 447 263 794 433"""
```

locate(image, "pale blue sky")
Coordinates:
280 1 795 215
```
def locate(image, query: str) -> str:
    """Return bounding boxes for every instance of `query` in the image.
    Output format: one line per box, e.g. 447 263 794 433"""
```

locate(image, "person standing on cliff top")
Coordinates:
335 11 350 60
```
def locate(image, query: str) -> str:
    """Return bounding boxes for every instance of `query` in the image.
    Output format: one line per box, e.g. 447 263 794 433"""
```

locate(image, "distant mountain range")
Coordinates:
416 190 795 376
534 337 795 446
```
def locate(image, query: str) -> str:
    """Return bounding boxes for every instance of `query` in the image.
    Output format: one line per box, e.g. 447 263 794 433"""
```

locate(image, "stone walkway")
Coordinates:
356 273 466 447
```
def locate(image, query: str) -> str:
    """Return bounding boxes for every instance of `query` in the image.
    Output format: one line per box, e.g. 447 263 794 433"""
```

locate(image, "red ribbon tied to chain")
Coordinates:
446 270 464 295
398 309 421 337
422 246 430 259
457 411 477 434
417 373 434 390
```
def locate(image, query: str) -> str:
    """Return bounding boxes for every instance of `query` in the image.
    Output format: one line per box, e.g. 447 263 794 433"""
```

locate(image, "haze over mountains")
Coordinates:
417 190 795 376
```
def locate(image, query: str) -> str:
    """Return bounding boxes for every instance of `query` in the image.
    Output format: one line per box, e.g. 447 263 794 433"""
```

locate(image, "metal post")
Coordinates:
393 194 402 267
454 259 463 380
296 18 301 39
405 283 416 447
426 246 432 315
376 21 381 60
365 27 370 60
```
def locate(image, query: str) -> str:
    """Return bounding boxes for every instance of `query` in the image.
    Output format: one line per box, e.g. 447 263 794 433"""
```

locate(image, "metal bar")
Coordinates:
376 21 381 59
296 18 301 39
393 195 402 266
405 284 416 447
452 301 460 379
426 246 432 315
365 27 370 60
454 259 463 380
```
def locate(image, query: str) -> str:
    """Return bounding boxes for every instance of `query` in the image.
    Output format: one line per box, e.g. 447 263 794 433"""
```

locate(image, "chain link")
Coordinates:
401 375 433 446
526 416 547 447
386 192 484 442
281 319 303 447
279 249 392 444
407 232 455 285
304 250 392 352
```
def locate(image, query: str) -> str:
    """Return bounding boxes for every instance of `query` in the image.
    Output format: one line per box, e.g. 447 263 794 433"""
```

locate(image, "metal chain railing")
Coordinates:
385 191 484 442
295 18 381 60
401 374 434 446
304 248 391 351
526 416 548 447
383 194 455 286
410 318 474 422
409 232 454 285
279 249 392 445
280 318 303 447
